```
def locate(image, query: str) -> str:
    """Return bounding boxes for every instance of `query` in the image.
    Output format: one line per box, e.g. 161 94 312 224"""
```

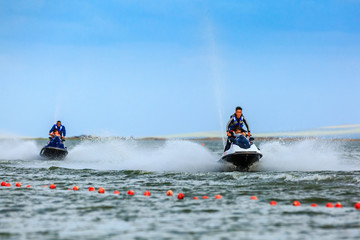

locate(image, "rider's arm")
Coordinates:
62 126 66 137
243 117 251 135
49 125 55 133
226 118 234 136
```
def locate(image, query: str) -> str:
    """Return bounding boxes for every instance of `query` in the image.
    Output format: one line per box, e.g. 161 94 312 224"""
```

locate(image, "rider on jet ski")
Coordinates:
224 106 251 151
49 121 66 141
48 128 66 148
50 128 61 138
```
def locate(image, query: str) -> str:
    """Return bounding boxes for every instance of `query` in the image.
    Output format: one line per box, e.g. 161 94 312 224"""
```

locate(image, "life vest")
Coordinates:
54 125 64 135
231 115 244 130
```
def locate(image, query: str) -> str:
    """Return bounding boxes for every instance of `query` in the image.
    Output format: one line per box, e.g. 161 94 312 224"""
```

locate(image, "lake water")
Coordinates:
1 138 360 239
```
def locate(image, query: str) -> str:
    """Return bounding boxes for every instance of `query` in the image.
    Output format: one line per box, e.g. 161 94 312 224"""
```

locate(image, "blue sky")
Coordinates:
0 0 359 137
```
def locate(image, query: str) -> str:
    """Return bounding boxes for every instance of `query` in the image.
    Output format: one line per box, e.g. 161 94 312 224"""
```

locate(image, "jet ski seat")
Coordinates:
48 136 65 149
233 135 251 149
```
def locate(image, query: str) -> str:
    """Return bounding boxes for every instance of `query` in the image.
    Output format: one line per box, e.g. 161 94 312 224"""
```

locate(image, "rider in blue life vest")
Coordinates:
49 120 66 140
224 106 251 152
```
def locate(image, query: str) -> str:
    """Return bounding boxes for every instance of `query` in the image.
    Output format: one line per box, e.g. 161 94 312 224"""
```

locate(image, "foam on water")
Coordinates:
65 139 219 172
0 138 359 172
0 139 40 161
256 139 360 171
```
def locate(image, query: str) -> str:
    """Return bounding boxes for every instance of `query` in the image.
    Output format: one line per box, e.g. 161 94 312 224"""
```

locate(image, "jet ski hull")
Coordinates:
40 146 68 160
220 137 262 171
220 151 262 171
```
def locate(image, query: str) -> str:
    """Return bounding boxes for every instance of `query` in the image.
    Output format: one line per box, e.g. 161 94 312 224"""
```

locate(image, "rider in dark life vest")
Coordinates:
49 120 66 139
224 106 251 152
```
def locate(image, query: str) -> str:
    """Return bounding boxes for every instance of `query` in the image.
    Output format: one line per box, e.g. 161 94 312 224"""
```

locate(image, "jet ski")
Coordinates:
220 134 262 171
40 136 68 160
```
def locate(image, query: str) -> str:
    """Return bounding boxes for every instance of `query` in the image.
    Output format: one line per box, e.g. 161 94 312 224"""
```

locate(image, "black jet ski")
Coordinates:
219 134 262 171
40 136 68 160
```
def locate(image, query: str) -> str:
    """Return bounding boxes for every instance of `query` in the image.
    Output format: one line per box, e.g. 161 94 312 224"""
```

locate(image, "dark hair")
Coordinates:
57 121 61 123
54 128 59 132
235 106 242 111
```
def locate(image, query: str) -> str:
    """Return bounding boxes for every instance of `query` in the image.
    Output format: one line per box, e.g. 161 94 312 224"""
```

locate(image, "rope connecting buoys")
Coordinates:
1 181 360 209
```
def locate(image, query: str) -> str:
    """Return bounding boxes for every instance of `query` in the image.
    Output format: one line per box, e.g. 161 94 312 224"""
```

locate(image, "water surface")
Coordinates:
1 138 359 239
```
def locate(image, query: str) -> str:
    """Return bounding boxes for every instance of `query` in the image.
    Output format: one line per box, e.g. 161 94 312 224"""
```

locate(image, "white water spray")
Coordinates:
256 139 360 171
0 139 40 161
205 19 226 147
65 139 219 171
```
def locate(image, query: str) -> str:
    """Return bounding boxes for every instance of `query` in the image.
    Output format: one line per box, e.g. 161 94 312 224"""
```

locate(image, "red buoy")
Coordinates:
202 196 209 199
16 182 21 187
144 191 151 196
89 187 95 192
166 190 173 196
293 200 301 206
178 193 184 200
250 196 258 200
270 201 277 205
26 185 31 188
335 202 342 208
98 187 105 194
355 202 360 210
215 195 222 199
5 182 11 187
193 197 199 200
50 184 56 189
128 190 135 195
44 185 48 188
1 181 6 186
326 203 334 208
114 190 120 194
311 203 318 207
73 186 79 191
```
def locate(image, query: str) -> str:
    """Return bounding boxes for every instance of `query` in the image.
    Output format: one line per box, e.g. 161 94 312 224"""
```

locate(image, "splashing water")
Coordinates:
205 18 226 147
0 139 40 161
256 139 360 171
0 138 359 172
65 139 219 172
